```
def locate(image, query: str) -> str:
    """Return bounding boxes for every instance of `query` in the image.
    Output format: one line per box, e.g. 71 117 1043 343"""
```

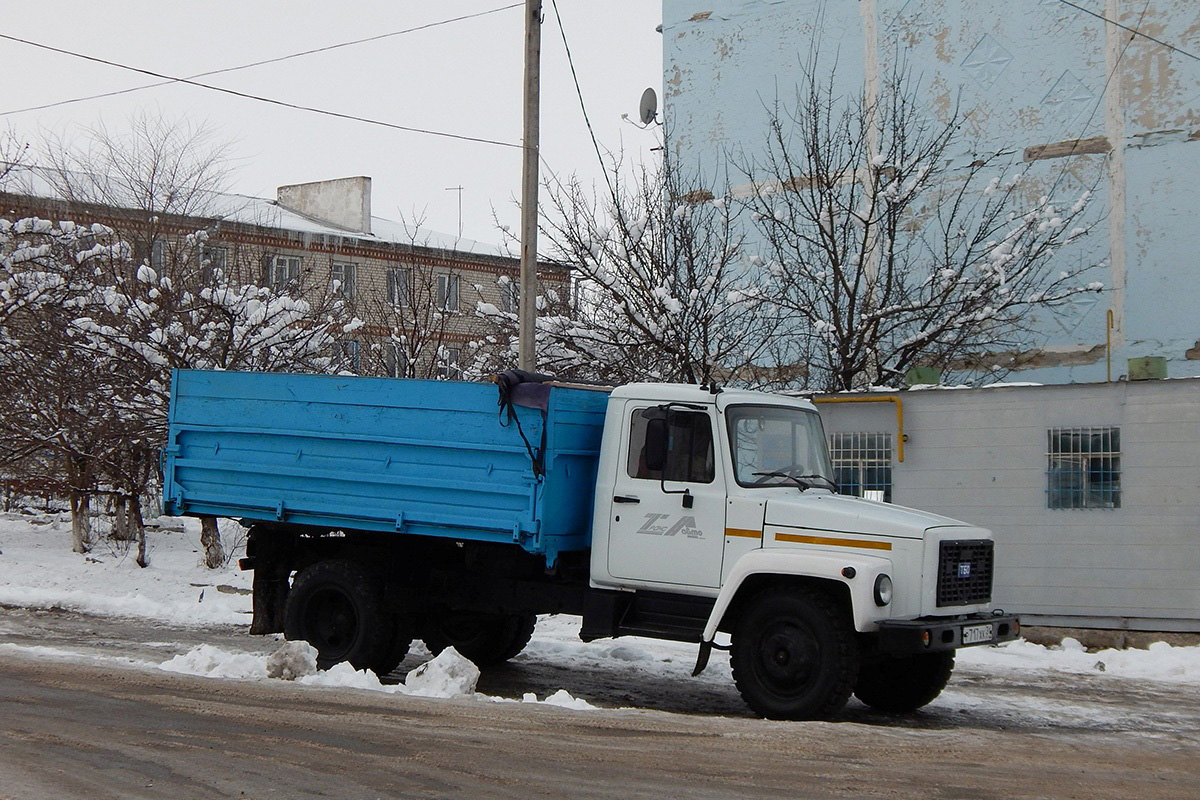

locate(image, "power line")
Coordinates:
1055 0 1200 62
1 4 523 118
1045 0 1150 199
549 0 617 197
0 31 522 151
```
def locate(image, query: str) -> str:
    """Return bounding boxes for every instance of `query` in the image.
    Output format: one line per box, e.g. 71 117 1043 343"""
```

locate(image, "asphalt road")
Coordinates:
1 608 1198 799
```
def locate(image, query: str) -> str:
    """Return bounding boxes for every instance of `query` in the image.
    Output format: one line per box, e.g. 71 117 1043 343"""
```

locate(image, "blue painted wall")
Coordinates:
662 0 1200 383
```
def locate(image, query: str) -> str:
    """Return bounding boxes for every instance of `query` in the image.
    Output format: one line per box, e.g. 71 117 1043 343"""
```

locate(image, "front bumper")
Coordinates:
875 614 1020 654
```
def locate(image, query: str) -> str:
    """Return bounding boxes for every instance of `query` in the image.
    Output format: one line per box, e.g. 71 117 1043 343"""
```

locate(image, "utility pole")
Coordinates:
518 0 541 372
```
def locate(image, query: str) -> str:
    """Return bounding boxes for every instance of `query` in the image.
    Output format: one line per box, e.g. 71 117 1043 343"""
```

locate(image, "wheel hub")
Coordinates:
308 589 357 656
760 624 818 688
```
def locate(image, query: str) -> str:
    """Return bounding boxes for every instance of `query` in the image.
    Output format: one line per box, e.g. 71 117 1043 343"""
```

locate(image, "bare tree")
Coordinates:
486 156 787 386
3 113 351 564
736 62 1105 391
66 228 346 565
39 111 232 218
351 259 471 381
0 126 30 189
0 219 129 552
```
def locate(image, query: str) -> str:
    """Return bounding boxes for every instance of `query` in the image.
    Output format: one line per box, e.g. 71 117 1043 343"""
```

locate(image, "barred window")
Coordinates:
1047 427 1120 509
830 432 892 502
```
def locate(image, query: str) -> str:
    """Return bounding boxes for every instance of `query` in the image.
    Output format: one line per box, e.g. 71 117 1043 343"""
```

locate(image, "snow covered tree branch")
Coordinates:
492 155 789 386
736 62 1105 391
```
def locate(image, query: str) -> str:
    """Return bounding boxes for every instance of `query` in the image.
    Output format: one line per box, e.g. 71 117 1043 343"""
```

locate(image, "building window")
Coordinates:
626 407 715 484
500 277 519 313
384 343 409 378
331 340 360 374
437 274 460 311
150 238 167 271
270 255 302 291
830 432 892 502
387 267 411 306
437 346 462 380
199 244 228 281
1047 427 1120 509
331 262 356 299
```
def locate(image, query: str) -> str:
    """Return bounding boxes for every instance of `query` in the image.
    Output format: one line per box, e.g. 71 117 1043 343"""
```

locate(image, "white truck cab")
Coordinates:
587 382 1017 718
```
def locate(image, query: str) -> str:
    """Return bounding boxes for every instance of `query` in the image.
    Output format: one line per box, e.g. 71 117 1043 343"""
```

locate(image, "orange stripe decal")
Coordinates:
724 528 762 539
774 532 892 551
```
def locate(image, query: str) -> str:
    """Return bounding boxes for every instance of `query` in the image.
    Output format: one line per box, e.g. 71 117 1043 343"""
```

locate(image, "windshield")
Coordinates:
726 404 835 488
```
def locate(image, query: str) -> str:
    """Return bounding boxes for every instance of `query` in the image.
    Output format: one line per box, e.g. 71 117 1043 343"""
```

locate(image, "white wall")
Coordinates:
816 379 1200 631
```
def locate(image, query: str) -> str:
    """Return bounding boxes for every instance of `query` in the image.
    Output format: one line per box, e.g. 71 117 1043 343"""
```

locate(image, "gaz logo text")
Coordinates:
637 513 705 539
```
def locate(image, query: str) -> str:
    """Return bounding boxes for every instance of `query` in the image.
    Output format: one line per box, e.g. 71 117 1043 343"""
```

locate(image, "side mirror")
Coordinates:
644 417 667 472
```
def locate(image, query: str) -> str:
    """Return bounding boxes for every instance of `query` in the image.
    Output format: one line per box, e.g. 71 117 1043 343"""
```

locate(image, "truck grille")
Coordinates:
936 539 993 607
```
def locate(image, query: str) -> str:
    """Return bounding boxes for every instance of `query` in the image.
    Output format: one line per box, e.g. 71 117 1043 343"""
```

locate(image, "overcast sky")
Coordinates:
1 1 664 248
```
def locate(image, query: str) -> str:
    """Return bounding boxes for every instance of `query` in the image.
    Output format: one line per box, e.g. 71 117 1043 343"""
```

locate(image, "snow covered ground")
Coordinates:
1 510 1198 716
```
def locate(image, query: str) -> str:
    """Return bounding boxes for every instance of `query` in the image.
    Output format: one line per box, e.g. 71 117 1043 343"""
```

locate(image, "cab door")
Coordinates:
605 403 726 588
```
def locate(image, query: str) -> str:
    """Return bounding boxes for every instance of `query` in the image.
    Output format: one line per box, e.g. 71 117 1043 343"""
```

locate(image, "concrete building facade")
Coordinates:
1 169 563 379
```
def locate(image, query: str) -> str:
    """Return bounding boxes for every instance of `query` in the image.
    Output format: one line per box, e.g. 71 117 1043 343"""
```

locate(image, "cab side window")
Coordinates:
626 408 715 483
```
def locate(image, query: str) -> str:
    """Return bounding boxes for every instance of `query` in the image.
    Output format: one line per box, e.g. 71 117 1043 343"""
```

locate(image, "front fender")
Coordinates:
702 548 894 641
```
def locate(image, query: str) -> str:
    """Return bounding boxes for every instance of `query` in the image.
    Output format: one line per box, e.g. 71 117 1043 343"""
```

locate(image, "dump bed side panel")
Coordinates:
163 370 607 560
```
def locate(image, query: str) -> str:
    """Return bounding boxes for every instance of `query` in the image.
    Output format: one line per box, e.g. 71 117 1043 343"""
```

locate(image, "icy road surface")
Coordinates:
2 513 1198 796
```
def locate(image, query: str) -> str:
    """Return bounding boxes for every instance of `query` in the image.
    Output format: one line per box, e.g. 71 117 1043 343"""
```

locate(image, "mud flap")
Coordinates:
692 639 732 677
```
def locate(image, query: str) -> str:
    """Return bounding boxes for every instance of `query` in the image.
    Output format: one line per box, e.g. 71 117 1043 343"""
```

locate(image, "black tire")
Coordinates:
283 560 392 673
424 612 537 668
730 586 859 720
854 651 955 712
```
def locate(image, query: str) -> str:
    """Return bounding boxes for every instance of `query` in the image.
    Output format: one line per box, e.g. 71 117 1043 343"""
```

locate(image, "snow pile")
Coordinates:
152 640 607 711
266 640 318 680
404 647 480 698
300 662 390 691
160 643 269 680
523 689 597 711
961 638 1200 684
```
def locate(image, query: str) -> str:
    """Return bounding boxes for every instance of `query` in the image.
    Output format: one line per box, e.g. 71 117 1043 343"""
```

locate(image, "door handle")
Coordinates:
613 495 640 504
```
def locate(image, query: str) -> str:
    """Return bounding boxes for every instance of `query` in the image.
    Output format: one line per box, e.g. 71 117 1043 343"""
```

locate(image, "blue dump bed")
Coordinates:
162 370 610 565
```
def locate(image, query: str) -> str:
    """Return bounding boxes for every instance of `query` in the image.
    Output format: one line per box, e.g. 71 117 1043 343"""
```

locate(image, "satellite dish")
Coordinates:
639 87 658 125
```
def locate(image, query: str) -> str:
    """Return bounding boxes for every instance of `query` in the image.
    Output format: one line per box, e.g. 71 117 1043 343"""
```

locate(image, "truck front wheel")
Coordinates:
423 612 537 668
731 586 859 720
853 651 955 713
284 560 392 674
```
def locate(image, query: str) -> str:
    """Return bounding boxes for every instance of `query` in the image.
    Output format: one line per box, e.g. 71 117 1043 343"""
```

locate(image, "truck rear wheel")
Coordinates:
730 586 859 720
853 651 955 712
284 560 392 674
424 612 537 668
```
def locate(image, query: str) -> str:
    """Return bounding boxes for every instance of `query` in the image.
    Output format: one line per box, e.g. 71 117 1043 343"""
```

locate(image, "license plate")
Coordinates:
962 623 994 645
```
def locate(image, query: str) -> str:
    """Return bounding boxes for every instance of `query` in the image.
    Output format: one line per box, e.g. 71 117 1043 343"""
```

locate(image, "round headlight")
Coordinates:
873 574 893 607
